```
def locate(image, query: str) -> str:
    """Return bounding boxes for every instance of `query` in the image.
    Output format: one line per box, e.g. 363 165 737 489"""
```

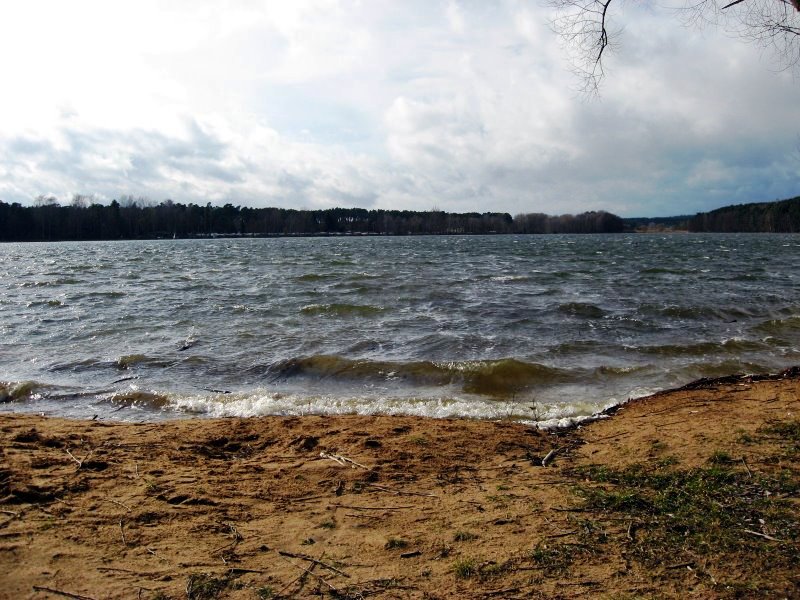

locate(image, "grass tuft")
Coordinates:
384 537 409 550
452 557 478 579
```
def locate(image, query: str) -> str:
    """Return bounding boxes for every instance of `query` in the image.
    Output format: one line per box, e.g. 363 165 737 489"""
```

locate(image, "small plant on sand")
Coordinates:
572 457 800 589
650 439 668 452
453 530 478 542
763 419 800 445
318 519 336 529
708 450 734 464
384 537 409 550
407 434 428 446
256 586 274 599
452 556 478 579
530 542 582 575
186 573 229 600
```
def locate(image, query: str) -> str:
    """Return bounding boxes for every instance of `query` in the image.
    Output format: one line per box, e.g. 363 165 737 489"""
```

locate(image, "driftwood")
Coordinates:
542 448 560 467
31 586 97 600
331 503 413 511
319 451 369 470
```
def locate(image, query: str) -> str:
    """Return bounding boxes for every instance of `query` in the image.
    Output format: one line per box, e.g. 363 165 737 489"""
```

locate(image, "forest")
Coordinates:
687 196 800 233
0 196 624 241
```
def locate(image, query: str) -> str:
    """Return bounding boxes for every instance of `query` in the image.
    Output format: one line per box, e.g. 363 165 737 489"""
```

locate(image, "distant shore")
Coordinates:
2 370 799 599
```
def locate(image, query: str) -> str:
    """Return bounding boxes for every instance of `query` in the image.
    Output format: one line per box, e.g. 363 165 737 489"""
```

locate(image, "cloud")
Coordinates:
0 1 797 216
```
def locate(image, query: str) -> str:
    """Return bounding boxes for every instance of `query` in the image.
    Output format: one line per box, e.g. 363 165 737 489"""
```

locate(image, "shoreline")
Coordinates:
2 370 799 598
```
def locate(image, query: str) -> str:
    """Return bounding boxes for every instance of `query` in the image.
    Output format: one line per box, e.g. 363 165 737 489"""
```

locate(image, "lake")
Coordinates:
1 234 799 426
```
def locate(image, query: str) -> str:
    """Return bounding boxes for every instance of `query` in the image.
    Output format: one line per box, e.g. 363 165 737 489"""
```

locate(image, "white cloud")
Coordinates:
0 0 797 216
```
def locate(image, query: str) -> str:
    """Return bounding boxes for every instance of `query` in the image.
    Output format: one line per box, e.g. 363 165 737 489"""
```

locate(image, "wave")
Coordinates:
300 303 387 317
640 304 752 321
104 390 170 409
558 302 606 318
753 316 800 335
632 338 765 357
593 365 650 378
52 354 176 373
638 267 696 275
294 273 336 282
26 299 64 307
0 380 47 403
165 387 606 427
115 354 174 370
266 355 568 397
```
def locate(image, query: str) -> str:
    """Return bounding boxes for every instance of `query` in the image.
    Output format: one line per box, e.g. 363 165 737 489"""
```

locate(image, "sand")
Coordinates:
1 370 798 599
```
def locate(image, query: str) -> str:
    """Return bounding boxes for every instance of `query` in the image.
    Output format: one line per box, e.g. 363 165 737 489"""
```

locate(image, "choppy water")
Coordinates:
1 234 799 426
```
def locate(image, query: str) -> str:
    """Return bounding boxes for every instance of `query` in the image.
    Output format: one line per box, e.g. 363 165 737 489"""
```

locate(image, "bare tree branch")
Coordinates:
548 0 800 91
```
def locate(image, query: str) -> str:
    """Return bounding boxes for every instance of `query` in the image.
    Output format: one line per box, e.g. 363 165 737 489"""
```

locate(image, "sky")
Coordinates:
0 1 798 217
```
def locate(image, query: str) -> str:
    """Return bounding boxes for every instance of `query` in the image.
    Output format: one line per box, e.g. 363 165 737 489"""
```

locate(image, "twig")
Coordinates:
275 560 318 597
97 567 163 576
277 550 351 578
31 586 97 600
546 530 577 539
588 431 629 442
483 587 521 596
741 457 752 478
278 553 340 593
228 567 265 575
65 448 92 469
666 562 695 570
105 498 132 512
330 503 413 511
744 529 783 542
0 509 19 517
319 451 369 470
119 520 127 546
366 483 437 498
286 494 328 503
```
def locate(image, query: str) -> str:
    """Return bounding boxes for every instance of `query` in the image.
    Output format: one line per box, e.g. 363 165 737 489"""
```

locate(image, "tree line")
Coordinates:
687 196 800 233
0 196 624 241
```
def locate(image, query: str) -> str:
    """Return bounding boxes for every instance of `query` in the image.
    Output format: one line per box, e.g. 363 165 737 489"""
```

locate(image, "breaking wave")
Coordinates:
266 355 568 396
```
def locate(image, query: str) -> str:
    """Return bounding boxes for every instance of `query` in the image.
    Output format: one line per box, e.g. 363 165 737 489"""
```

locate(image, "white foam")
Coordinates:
164 388 617 429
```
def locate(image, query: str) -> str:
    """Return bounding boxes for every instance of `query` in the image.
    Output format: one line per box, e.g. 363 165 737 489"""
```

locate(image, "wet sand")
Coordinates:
2 370 799 599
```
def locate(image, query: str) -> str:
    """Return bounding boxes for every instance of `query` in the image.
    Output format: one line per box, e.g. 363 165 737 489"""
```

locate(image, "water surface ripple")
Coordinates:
1 234 799 425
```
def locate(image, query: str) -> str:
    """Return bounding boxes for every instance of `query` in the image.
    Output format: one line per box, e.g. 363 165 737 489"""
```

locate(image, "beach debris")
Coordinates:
278 550 351 578
319 451 369 470
542 448 560 467
65 448 93 470
366 483 437 498
331 503 414 511
744 529 783 542
277 552 341 594
31 586 97 600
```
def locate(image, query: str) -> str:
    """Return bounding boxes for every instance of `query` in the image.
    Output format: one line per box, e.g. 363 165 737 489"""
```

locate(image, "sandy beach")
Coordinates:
2 370 798 599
